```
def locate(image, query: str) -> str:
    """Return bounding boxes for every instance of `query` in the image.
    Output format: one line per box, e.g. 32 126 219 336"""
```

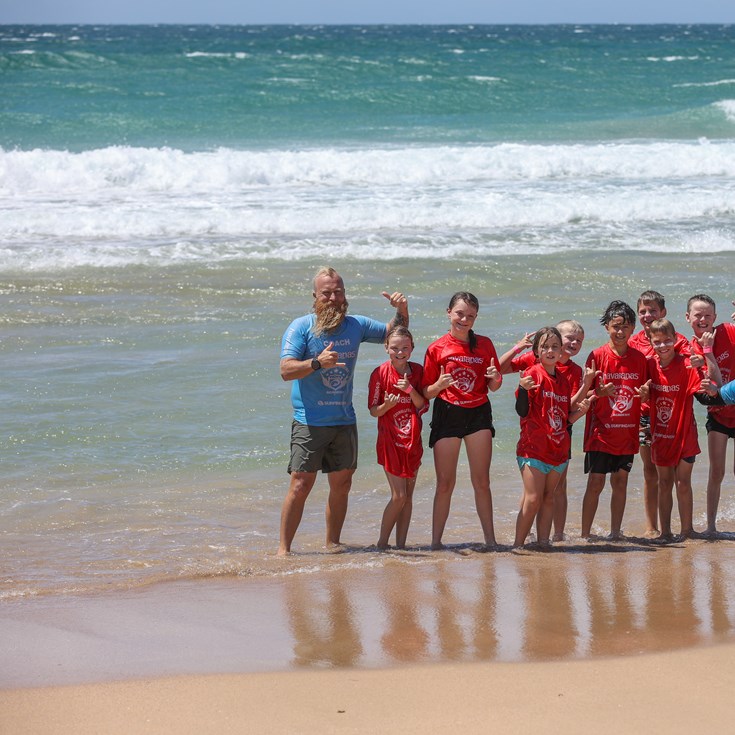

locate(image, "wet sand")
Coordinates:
2 536 735 732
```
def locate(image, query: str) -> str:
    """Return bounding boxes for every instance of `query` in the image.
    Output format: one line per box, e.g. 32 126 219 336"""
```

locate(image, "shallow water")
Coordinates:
1 25 735 598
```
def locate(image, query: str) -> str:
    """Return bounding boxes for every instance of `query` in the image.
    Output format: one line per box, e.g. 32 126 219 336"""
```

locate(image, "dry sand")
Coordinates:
2 539 735 734
2 644 734 735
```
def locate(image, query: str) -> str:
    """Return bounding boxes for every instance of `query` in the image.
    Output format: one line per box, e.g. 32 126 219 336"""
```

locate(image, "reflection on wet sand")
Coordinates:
283 542 735 669
286 574 363 668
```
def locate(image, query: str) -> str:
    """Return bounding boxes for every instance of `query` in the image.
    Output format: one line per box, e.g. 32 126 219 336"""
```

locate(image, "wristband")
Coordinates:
703 347 713 354
400 384 413 394
513 344 524 354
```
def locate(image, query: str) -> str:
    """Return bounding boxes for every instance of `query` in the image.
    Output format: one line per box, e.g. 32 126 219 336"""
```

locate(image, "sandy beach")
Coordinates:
3 537 735 733
2 643 734 735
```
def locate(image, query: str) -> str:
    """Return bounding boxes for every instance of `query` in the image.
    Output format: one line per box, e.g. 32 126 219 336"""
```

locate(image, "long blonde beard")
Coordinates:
313 299 348 335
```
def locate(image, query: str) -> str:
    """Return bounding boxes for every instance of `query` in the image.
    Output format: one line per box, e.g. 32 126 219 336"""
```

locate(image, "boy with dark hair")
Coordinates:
581 301 649 540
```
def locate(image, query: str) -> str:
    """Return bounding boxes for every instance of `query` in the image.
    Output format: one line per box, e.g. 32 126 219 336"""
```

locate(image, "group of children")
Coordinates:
367 290 735 549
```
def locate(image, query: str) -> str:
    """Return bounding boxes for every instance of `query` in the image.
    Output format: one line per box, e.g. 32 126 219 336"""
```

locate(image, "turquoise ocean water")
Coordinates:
2 24 735 600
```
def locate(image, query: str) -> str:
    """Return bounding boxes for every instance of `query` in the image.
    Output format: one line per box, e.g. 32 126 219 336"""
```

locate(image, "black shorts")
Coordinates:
706 414 735 440
429 396 495 448
584 451 634 475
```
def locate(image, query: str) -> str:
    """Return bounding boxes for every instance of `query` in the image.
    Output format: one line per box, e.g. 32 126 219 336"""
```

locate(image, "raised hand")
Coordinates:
635 379 652 402
394 375 413 394
699 375 719 396
694 329 716 351
382 291 408 310
383 392 401 409
597 380 616 398
688 353 704 369
576 395 594 415
584 359 601 387
514 331 536 354
318 341 346 368
518 370 539 391
485 358 501 384
435 365 457 393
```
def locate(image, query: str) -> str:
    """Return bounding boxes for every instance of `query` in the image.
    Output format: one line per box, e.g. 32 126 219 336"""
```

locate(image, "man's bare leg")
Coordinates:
326 468 355 547
279 471 317 555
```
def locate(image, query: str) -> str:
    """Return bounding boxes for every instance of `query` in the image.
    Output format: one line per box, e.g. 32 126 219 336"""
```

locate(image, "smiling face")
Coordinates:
447 299 478 341
605 316 635 352
558 325 584 361
312 272 348 334
385 334 413 368
313 272 346 307
649 329 677 366
686 299 716 338
536 333 563 371
638 300 665 334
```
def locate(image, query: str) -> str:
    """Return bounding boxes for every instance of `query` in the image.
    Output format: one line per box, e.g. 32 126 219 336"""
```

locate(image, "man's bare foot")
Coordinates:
552 532 566 542
430 541 446 551
643 528 660 539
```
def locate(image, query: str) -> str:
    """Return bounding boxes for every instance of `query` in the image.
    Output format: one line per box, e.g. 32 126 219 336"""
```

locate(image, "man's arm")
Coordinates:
382 291 409 331
280 341 344 382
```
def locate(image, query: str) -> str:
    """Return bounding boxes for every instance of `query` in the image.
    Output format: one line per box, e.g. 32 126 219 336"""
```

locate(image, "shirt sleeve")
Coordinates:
722 380 735 405
280 316 310 360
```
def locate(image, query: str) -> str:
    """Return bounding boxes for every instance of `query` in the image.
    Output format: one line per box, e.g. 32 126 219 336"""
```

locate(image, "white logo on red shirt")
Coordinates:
452 367 476 393
548 405 565 435
393 410 412 435
656 397 674 426
610 385 636 415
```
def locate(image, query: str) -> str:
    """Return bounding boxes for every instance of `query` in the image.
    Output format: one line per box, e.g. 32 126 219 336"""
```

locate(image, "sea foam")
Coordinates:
1 141 734 269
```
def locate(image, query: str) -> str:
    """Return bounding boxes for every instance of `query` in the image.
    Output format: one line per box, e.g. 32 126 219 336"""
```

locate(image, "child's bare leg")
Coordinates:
535 471 559 544
395 476 417 549
640 444 659 535
465 430 496 546
514 464 545 546
706 431 728 534
656 465 675 538
581 472 606 537
431 437 461 549
378 472 408 549
609 468 629 539
674 460 695 536
552 466 569 541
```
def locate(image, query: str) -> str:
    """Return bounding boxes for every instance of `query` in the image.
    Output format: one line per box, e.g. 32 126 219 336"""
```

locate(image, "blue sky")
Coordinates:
1 1 734 25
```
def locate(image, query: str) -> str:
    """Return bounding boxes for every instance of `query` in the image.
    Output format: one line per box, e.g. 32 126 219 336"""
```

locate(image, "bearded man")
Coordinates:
278 266 409 554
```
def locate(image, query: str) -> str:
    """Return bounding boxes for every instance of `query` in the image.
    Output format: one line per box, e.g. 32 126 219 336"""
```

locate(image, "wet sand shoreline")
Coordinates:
3 536 735 688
